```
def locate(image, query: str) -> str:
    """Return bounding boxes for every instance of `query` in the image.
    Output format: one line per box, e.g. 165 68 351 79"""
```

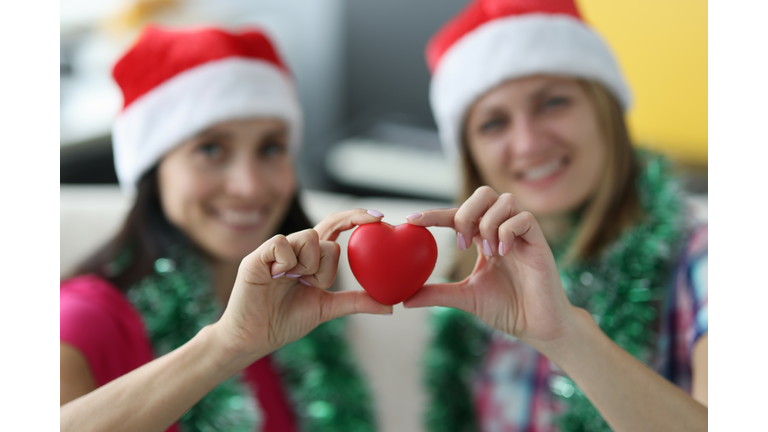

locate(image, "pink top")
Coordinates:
60 274 297 432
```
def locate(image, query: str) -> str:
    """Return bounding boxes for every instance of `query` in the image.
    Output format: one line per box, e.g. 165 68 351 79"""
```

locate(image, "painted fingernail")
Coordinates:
499 242 506 256
457 232 467 250
366 210 384 218
483 239 493 257
298 278 312 286
272 271 286 279
286 273 301 278
406 213 423 221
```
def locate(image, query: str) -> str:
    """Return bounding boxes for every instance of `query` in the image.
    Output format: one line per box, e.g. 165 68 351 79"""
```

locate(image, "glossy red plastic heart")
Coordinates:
348 222 438 305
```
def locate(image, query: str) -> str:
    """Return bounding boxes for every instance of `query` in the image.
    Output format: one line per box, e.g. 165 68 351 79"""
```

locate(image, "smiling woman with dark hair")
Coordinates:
59 26 391 432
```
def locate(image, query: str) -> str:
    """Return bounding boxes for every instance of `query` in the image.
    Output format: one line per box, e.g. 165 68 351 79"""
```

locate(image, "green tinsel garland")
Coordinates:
125 247 377 432
424 151 688 432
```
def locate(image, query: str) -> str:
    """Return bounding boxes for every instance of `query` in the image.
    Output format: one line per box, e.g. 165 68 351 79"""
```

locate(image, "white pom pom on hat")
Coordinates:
426 0 632 159
111 26 302 195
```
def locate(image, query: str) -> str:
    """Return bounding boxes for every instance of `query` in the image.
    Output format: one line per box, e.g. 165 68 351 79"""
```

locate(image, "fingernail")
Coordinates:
286 273 301 278
483 239 493 257
499 242 505 256
272 271 286 279
457 232 467 250
298 278 312 286
366 209 384 218
406 213 423 221
384 313 393 316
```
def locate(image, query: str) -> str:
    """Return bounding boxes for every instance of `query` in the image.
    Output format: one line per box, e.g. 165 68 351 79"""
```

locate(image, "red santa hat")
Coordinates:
426 0 632 158
112 26 302 194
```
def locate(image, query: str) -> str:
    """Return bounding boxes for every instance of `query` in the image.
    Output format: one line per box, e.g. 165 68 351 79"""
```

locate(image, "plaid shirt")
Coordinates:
473 224 708 432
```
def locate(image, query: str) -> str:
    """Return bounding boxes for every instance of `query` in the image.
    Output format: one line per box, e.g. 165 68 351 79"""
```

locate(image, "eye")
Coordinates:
541 96 569 111
195 142 224 159
479 117 507 134
260 141 287 158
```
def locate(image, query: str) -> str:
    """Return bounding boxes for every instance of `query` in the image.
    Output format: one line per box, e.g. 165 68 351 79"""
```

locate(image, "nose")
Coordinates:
507 115 539 156
224 158 265 198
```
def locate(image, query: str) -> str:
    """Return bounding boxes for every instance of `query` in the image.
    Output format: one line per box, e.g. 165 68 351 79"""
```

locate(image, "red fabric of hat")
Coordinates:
114 26 290 110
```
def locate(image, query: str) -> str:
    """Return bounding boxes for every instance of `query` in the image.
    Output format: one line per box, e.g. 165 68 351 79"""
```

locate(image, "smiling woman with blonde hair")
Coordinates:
403 0 708 431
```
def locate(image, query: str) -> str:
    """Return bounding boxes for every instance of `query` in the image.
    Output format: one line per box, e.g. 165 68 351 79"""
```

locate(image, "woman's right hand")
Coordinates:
212 209 392 367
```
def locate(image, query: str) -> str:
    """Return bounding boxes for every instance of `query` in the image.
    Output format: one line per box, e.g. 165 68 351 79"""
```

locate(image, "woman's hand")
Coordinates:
404 186 578 349
213 209 392 367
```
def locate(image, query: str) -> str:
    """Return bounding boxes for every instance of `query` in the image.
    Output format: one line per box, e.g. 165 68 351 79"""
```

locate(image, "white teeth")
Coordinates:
219 209 265 226
522 159 563 181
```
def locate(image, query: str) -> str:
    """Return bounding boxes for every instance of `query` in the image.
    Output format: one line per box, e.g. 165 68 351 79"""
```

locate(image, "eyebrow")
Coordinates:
193 128 233 141
530 81 573 100
264 127 289 139
191 123 289 141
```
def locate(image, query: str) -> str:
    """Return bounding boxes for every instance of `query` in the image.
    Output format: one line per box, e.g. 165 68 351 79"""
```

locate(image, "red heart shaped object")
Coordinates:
348 222 438 305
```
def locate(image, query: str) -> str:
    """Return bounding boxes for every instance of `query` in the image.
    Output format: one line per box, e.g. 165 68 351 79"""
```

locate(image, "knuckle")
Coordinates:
499 193 516 206
317 277 334 290
307 262 320 274
479 221 496 236
454 214 469 227
328 241 341 259
304 228 319 242
475 185 496 198
498 221 513 238
477 185 492 194
520 211 535 224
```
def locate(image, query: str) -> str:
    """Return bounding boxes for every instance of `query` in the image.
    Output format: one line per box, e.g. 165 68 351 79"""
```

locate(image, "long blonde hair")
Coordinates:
452 80 641 280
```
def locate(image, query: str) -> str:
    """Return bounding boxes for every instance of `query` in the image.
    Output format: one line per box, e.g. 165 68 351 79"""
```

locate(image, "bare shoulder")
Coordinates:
60 343 96 406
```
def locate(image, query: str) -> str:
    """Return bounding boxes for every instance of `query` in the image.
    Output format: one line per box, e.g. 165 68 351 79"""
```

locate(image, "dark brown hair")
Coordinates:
71 166 313 292
452 80 641 279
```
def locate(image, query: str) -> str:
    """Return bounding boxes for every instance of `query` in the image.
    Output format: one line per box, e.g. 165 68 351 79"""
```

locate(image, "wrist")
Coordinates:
530 307 600 364
198 324 268 377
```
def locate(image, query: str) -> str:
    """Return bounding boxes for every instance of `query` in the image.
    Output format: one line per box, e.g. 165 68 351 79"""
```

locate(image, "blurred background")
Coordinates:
60 0 707 201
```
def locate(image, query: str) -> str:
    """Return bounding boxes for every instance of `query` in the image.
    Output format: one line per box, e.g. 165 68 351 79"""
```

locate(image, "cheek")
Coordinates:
158 162 220 225
267 160 297 200
558 115 609 209
469 139 507 181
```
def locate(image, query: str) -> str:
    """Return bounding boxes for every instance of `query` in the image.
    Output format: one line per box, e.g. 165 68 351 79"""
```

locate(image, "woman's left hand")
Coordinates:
404 186 579 349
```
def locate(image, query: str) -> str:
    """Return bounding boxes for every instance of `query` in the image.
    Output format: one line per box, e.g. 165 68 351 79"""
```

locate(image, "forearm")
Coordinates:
60 324 263 432
534 308 707 432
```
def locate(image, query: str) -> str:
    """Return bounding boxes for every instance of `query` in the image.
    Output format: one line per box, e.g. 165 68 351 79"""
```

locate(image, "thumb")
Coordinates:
319 290 392 322
402 281 476 314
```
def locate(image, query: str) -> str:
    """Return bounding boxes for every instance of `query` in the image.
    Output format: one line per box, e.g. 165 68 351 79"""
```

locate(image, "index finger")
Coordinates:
314 209 384 241
405 207 459 228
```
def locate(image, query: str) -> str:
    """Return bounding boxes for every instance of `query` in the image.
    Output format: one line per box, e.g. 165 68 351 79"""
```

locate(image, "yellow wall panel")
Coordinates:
578 0 708 166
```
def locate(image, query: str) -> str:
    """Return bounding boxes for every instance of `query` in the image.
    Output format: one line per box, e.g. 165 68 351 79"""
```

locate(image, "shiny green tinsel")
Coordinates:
128 249 261 432
552 153 686 431
273 318 377 432
126 247 378 432
424 151 688 432
424 307 491 432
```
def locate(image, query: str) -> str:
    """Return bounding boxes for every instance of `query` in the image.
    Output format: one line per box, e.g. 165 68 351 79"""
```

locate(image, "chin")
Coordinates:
201 237 265 263
215 247 256 263
518 192 583 217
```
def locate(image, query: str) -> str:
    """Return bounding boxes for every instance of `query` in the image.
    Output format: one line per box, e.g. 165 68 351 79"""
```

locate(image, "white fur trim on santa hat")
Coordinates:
113 57 302 195
430 13 632 159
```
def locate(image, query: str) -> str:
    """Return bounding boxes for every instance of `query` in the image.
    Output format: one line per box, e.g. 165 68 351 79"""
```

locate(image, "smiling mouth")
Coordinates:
515 156 569 182
213 207 270 230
